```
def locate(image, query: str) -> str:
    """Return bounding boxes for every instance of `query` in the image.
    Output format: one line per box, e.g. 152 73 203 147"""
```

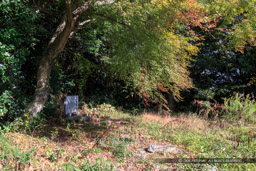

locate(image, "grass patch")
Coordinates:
0 104 255 170
139 112 256 170
0 134 34 170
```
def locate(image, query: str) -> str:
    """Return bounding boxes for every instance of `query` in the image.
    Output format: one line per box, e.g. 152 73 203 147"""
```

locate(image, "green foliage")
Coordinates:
81 158 114 171
224 93 256 123
188 12 256 106
96 103 117 115
1 117 25 133
1 0 256 123
0 113 46 135
107 21 197 102
79 0 201 104
0 0 38 119
20 113 46 133
142 114 256 170
0 91 11 117
82 148 102 158
61 163 80 171
195 88 215 101
204 0 256 51
79 103 118 117
0 135 33 170
108 131 131 162
46 147 65 162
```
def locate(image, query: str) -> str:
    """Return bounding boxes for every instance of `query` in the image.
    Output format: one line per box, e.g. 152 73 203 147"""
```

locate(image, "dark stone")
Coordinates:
64 96 79 117
146 144 155 153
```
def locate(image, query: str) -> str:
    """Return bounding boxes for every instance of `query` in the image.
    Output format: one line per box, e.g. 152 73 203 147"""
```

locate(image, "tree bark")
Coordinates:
29 0 117 117
168 91 175 111
28 55 52 117
29 0 75 117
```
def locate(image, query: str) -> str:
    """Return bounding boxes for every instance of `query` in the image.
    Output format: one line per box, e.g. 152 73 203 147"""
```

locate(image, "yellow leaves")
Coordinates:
139 29 197 101
228 18 256 52
197 0 256 51
152 0 169 5
109 0 254 103
164 31 199 58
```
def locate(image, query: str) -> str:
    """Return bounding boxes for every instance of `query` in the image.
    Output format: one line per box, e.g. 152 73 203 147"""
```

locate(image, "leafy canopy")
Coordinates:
76 0 256 105
0 0 38 118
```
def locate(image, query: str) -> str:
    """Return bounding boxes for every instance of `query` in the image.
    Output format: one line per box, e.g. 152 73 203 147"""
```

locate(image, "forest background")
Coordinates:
1 0 256 170
1 0 256 119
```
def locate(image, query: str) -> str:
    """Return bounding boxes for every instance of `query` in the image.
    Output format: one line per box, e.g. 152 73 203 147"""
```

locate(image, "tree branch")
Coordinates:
50 0 118 48
70 19 97 37
73 0 116 19
65 0 73 25
73 1 91 18
94 0 116 6
89 12 129 27
49 0 74 45
79 19 97 27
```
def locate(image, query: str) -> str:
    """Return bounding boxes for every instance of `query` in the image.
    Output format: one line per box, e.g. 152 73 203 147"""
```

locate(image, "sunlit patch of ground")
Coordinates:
142 112 210 131
1 111 256 170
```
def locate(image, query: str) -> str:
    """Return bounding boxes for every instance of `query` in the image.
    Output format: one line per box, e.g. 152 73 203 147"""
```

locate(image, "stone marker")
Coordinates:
64 95 79 117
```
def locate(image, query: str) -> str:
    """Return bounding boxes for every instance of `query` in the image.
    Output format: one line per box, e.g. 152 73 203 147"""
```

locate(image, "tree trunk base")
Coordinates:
29 88 49 117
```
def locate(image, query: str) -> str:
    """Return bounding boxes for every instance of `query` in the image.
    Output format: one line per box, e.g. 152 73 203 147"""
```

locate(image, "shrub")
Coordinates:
0 0 38 120
223 93 256 123
0 135 32 170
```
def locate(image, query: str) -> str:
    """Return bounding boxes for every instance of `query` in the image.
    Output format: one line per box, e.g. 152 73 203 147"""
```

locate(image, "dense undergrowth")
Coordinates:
0 94 256 170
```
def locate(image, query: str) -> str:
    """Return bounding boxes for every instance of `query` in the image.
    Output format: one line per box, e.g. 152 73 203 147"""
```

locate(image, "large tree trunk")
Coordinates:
28 0 116 117
29 1 75 117
28 55 53 117
28 37 74 117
